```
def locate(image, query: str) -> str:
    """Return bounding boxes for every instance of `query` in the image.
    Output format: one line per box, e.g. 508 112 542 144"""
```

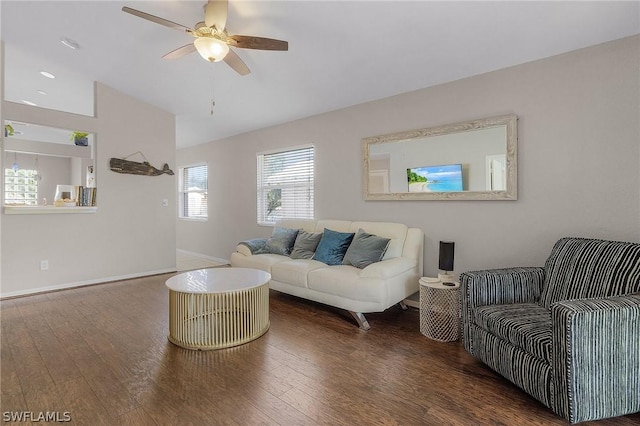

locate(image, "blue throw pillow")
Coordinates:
312 228 355 265
265 227 299 256
342 228 391 269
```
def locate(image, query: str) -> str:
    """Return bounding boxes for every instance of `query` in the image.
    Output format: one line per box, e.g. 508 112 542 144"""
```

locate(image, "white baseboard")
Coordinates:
0 268 176 299
176 249 229 265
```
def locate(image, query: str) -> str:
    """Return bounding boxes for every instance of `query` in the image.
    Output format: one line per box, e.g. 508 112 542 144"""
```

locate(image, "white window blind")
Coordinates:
257 146 314 225
4 168 38 205
179 164 208 220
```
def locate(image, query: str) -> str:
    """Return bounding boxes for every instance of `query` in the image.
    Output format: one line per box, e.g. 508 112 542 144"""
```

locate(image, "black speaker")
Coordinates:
438 241 455 272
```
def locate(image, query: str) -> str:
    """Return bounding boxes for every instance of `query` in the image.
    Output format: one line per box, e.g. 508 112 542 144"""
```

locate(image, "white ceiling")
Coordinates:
2 1 639 149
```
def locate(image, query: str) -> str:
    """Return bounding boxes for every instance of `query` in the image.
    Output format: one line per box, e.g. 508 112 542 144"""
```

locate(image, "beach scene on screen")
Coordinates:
407 164 464 192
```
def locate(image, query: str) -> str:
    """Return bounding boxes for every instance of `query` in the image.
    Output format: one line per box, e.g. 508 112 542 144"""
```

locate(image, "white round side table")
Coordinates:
165 267 271 350
419 277 461 342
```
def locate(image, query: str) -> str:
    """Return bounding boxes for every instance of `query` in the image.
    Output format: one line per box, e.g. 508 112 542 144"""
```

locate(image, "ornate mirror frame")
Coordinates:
362 114 517 201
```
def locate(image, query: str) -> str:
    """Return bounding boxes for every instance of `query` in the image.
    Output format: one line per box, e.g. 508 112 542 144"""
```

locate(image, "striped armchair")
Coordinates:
461 237 640 423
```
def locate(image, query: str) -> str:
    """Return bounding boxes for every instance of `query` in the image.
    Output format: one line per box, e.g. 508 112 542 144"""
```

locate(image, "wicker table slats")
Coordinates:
166 268 270 350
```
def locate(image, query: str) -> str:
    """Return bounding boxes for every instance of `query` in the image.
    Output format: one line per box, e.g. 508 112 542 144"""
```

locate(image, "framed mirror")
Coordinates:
362 114 517 200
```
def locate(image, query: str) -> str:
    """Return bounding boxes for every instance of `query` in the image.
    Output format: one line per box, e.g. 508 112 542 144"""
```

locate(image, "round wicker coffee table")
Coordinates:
419 277 461 342
165 267 271 350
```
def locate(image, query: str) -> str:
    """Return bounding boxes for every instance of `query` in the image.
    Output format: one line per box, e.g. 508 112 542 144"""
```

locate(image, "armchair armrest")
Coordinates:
551 294 640 423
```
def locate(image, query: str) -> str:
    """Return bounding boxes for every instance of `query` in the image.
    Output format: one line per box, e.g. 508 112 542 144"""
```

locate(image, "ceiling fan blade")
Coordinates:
228 35 288 51
122 6 192 33
223 49 250 76
205 0 228 32
163 44 197 59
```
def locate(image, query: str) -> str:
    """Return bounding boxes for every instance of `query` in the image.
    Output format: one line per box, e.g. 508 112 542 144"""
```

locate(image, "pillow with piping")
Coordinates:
342 228 391 269
312 228 355 265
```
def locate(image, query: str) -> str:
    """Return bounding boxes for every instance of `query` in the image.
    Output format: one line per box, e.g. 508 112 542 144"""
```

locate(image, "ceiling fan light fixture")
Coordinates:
194 37 229 62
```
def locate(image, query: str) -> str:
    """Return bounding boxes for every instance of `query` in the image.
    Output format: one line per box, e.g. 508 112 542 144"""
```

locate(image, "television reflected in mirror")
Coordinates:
407 164 463 192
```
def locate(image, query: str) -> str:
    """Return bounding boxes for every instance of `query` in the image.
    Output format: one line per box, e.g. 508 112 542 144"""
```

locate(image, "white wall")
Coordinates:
1 82 177 297
178 35 639 278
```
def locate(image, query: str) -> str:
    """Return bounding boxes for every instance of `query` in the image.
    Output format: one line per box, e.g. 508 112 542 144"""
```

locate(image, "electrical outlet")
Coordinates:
40 260 49 270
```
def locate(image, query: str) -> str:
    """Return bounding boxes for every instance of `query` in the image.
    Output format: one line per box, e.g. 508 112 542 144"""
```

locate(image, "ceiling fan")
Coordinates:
122 0 288 76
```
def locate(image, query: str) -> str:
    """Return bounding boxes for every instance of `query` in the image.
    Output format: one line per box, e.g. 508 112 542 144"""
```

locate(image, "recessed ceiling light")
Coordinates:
40 71 55 79
60 37 80 50
37 90 48 95
21 100 38 106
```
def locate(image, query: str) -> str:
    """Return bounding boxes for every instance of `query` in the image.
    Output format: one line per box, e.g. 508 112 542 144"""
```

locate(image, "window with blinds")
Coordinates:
257 145 314 225
178 163 208 220
4 168 38 205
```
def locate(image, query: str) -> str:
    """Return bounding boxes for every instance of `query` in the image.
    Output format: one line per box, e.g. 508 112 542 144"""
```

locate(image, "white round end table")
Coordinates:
419 277 461 342
165 267 271 350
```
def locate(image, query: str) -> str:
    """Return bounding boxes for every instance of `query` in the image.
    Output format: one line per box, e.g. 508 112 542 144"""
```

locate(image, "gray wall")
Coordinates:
177 35 639 278
1 82 177 296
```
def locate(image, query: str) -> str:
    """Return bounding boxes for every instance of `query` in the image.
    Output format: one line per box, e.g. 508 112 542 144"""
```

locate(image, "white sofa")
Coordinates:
230 219 424 329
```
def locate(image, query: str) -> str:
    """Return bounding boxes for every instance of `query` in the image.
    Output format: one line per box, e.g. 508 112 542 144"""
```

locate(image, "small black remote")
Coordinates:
442 282 455 286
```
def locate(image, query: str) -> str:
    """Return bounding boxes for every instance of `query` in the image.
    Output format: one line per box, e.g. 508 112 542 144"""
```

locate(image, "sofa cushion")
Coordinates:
265 227 299 256
539 237 640 308
271 259 326 288
314 220 352 234
274 219 317 233
473 303 552 363
290 231 322 259
312 228 355 265
230 253 288 272
342 229 390 269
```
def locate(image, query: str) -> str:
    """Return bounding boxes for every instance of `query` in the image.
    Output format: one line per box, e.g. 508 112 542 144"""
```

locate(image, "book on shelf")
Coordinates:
74 186 97 207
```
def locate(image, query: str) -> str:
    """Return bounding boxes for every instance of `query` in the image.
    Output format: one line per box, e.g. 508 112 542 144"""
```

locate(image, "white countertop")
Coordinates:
4 205 97 215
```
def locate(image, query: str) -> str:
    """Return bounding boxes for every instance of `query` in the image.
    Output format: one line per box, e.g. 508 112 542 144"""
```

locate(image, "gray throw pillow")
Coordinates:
265 227 299 256
290 231 322 259
342 228 391 269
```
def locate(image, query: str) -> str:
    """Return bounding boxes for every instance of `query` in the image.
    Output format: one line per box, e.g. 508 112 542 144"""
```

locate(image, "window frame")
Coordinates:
178 162 208 221
257 144 314 226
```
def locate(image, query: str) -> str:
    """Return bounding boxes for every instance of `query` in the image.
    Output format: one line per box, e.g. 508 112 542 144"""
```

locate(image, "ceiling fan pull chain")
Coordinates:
210 71 216 115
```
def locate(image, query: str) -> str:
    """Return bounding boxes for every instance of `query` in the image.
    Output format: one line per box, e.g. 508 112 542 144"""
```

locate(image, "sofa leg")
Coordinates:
349 311 371 330
399 301 408 310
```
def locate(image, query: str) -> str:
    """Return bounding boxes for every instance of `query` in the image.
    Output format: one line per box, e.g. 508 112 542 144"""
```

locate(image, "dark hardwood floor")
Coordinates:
1 273 638 425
